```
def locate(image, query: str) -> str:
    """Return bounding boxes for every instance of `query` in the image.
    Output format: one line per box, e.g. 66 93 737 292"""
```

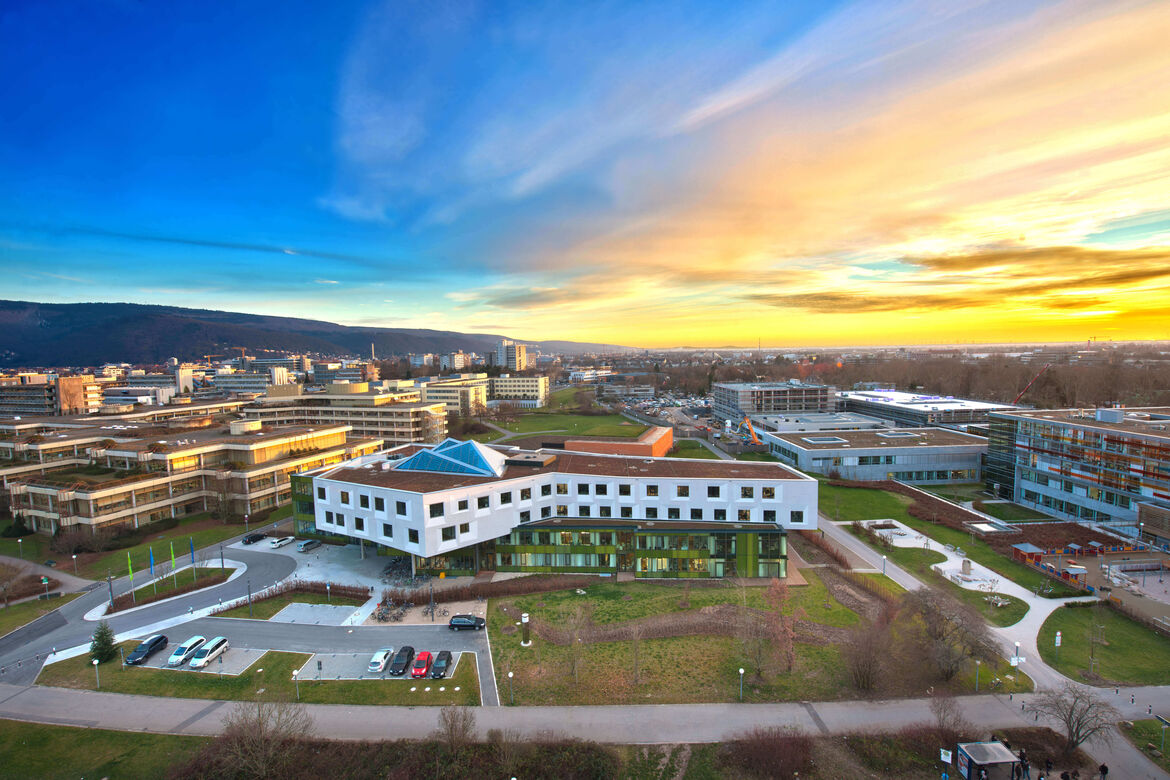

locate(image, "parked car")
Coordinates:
241 532 266 545
167 635 206 667
296 539 322 553
269 536 295 549
189 636 229 669
410 651 433 679
448 614 485 631
367 648 393 674
388 645 415 676
125 634 168 665
429 650 453 679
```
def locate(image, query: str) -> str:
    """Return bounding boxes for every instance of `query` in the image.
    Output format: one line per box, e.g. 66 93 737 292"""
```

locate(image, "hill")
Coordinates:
0 300 632 366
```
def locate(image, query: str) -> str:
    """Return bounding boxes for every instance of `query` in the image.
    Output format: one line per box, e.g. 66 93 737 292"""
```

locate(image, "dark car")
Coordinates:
388 645 415 676
430 650 453 679
125 634 168 665
448 614 485 631
241 532 266 545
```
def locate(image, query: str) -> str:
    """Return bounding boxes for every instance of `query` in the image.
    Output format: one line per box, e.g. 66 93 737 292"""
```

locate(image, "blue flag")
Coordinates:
189 537 195 567
149 547 155 576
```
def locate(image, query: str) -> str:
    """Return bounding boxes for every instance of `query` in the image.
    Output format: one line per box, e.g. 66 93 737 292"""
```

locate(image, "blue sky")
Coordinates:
3 0 1168 346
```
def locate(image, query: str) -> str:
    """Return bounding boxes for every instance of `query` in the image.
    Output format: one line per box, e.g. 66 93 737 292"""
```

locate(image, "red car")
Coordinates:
410 651 433 679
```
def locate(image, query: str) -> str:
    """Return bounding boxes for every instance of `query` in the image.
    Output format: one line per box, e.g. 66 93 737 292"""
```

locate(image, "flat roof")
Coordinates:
838 390 1016 412
324 448 808 493
770 427 986 450
108 424 351 453
993 407 1170 441
714 380 829 391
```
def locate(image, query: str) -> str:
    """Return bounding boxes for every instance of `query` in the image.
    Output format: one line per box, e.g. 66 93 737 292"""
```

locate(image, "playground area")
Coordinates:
1025 545 1170 630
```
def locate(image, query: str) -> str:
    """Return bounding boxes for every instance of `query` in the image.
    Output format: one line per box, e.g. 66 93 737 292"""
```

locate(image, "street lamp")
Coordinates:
72 554 77 574
247 579 253 618
507 671 514 705
292 669 300 700
244 513 250 532
975 659 981 692
882 555 887 575
17 538 23 560
738 667 745 702
92 658 100 689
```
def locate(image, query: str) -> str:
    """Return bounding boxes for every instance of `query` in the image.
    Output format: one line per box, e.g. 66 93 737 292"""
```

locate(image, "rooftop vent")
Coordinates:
1095 408 1124 424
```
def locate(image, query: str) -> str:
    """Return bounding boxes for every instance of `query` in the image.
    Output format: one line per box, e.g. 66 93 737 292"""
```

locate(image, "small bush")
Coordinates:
720 727 813 779
381 574 599 606
796 529 851 569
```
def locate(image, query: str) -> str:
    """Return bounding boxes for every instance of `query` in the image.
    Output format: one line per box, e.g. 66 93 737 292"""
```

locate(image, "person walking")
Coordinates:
1021 757 1032 779
1046 758 1054 773
1098 764 1108 780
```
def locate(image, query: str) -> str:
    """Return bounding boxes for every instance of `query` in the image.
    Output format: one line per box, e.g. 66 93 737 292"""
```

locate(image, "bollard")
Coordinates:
1150 705 1154 715
1131 694 1136 704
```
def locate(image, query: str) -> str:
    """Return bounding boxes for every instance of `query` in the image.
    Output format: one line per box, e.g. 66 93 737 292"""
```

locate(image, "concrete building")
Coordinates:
312 362 378 385
763 428 986 484
489 374 549 407
752 412 887 434
418 373 550 410
495 340 528 371
408 354 435 369
419 380 488 417
838 390 1017 429
712 380 834 424
569 368 613 384
987 407 1170 536
5 419 381 534
439 352 467 371
247 356 311 373
244 383 446 446
101 385 177 407
214 367 293 395
0 374 101 416
293 438 816 578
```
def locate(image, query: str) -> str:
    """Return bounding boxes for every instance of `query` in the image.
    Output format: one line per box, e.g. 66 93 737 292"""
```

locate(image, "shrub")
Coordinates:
381 574 599 606
720 728 812 779
796 529 851 569
1 517 30 538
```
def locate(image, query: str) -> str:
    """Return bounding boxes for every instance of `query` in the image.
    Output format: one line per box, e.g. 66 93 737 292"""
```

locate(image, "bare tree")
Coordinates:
1029 682 1120 757
0 562 21 608
738 610 770 681
220 696 314 778
436 705 477 752
905 587 995 681
562 603 592 684
843 624 889 691
930 690 972 742
765 577 796 673
628 620 644 686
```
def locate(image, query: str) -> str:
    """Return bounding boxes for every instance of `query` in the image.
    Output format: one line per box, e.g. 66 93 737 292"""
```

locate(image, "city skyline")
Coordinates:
3 0 1169 348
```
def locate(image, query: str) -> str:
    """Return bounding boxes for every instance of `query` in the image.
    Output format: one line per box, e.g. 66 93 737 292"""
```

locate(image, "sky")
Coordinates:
2 0 1169 348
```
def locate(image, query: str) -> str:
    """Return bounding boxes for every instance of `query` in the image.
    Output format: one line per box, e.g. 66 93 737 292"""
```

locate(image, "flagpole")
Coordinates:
190 537 197 582
127 551 136 604
150 548 157 596
170 541 178 587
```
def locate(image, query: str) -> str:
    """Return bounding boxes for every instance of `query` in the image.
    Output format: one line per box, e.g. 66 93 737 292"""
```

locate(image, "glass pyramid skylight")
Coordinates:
394 438 506 477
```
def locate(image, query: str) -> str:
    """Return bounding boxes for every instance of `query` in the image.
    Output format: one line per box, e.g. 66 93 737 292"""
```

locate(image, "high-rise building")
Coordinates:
495 340 528 371
0 374 101 416
712 380 833 423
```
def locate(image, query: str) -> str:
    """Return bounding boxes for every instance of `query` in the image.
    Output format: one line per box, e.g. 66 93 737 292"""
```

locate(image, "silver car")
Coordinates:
167 635 206 667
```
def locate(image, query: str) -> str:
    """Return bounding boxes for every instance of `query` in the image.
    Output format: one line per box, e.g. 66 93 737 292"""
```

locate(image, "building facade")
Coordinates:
838 390 1017 429
293 438 817 578
495 340 528 371
712 380 834 423
763 428 985 483
987 407 1170 535
0 374 102 416
244 383 447 445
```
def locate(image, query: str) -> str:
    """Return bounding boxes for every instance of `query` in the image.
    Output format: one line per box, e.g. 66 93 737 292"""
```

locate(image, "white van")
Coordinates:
168 635 206 667
296 539 322 553
189 636 229 669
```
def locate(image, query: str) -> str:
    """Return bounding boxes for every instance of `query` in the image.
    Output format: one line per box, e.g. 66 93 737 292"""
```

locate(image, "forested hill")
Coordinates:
0 300 631 366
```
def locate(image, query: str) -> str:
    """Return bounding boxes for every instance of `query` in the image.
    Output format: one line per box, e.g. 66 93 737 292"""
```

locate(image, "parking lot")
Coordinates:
297 650 466 681
131 644 267 676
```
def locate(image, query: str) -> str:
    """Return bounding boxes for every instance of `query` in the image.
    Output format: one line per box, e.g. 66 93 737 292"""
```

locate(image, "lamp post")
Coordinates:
882 555 887 575
92 658 100 689
72 554 77 574
247 579 253 618
244 513 249 532
975 659 981 692
220 544 225 571
738 667 745 702
507 671 515 705
106 569 115 606
326 582 331 605
429 581 434 623
17 538 23 560
292 669 300 700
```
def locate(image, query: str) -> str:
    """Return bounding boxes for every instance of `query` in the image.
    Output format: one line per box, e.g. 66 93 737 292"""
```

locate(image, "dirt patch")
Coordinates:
988 521 1122 555
816 567 887 623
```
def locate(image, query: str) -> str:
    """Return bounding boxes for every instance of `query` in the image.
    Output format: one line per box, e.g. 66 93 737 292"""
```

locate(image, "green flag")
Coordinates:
127 550 133 583
170 541 176 570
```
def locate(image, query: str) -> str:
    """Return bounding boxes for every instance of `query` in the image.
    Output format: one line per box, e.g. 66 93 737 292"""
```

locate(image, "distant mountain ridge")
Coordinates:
0 300 634 367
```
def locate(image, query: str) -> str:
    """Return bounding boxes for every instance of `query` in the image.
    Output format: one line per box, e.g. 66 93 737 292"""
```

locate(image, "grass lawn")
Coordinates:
501 413 647 438
111 567 231 612
668 440 720 459
37 642 479 706
920 482 990 503
856 572 907 598
978 502 1052 522
1038 605 1170 686
735 452 779 462
0 718 208 780
0 523 51 562
216 590 367 620
548 386 591 410
824 483 1080 597
0 593 82 638
469 430 506 443
77 513 248 580
1122 720 1170 774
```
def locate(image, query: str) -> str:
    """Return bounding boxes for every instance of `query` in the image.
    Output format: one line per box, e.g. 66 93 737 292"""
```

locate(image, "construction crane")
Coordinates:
234 347 248 360
735 416 763 445
201 354 224 363
1013 363 1051 405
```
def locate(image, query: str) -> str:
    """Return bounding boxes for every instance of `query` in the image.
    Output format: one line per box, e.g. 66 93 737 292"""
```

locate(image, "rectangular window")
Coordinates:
442 526 456 541
359 494 370 509
619 484 631 496
580 506 591 517
646 484 659 497
557 504 568 516
317 487 326 500
396 500 407 516
577 484 589 496
676 485 689 498
354 517 365 531
762 487 775 499
457 499 469 511
541 506 552 518
690 508 702 520
741 487 754 499
599 506 612 518
668 507 680 520
408 529 419 544
521 488 532 501
595 484 607 495
646 507 658 519
459 522 470 534
429 503 444 518
621 507 633 519
520 510 531 522
541 484 552 497
500 491 512 505
381 522 393 538
790 510 804 523
324 510 334 524
714 509 726 521
556 483 568 495
478 496 490 509
707 486 720 498
340 491 350 505
763 510 776 523
738 509 751 522
374 497 385 512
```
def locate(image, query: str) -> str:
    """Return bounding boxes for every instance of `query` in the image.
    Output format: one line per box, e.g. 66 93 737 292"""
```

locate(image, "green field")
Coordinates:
118 566 228 605
920 483 990 503
216 590 367 620
0 593 82 639
37 642 479 706
501 413 646 438
668 440 720 459
1122 720 1170 774
0 522 50 563
824 483 1079 597
77 513 248 580
1037 605 1170 686
735 452 780 462
0 718 208 780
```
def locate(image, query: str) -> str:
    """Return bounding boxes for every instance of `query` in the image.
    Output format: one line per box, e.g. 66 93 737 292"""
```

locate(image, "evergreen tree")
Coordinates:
90 620 116 663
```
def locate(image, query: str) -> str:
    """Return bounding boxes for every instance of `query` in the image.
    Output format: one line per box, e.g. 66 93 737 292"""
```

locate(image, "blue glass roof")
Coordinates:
394 438 506 477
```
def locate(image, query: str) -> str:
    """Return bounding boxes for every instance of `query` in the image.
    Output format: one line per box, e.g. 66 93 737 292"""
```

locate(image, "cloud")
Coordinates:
314 279 340 285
